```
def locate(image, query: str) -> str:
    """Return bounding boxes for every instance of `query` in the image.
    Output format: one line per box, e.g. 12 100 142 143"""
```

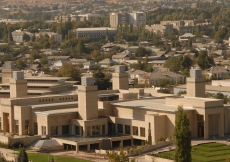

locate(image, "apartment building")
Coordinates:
35 32 62 43
11 30 33 43
110 11 146 28
75 27 117 41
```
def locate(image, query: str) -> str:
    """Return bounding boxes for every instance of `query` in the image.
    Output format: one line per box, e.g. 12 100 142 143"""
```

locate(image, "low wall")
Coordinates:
0 134 42 146
96 141 173 156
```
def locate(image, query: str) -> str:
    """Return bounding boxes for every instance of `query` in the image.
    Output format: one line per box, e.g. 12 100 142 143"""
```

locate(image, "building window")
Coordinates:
62 125 69 135
15 120 19 134
75 126 80 135
125 125 130 135
132 126 138 136
117 124 123 134
102 125 106 134
92 125 100 135
42 126 46 135
140 127 145 137
51 126 58 136
108 123 116 134
34 123 38 135
25 120 29 134
86 126 91 136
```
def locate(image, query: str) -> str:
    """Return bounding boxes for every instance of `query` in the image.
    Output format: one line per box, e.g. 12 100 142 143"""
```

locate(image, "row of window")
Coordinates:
109 123 145 137
39 97 74 103
15 120 29 134
27 79 58 82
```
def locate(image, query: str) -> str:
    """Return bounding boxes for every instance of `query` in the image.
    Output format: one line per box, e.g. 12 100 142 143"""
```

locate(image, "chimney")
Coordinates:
2 61 15 84
112 65 129 90
10 71 27 98
78 77 98 120
186 68 205 98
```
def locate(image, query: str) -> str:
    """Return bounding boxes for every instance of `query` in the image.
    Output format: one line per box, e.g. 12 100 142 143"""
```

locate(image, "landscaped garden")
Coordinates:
27 153 90 162
152 142 230 162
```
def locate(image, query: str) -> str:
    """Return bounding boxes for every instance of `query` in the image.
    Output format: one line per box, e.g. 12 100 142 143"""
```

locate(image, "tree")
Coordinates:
17 148 28 162
164 57 181 73
23 33 31 42
56 63 82 81
107 149 129 162
135 47 152 57
174 106 191 162
16 59 27 69
91 50 104 63
196 51 214 70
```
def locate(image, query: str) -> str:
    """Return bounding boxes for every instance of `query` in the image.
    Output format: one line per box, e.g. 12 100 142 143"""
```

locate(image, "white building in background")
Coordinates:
110 11 146 28
35 32 62 43
129 12 146 26
11 30 33 43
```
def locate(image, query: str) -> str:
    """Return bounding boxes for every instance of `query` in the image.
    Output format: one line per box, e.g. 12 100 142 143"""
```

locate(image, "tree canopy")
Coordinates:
17 148 28 162
174 106 191 162
56 63 82 81
196 51 214 70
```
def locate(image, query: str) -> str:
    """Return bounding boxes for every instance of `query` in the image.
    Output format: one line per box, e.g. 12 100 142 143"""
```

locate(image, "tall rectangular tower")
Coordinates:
78 77 98 120
112 65 129 90
187 68 205 98
2 61 15 84
110 12 129 28
10 71 27 98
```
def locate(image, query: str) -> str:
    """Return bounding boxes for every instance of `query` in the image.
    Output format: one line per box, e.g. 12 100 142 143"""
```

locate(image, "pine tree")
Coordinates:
174 106 191 162
17 148 28 162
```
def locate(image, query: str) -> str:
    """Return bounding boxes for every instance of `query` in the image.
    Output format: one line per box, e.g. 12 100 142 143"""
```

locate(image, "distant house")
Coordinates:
205 66 230 79
139 41 150 47
83 60 95 70
127 46 139 53
53 60 66 67
179 33 195 41
139 70 184 85
70 59 88 65
101 43 115 52
47 56 70 65
35 32 62 43
127 69 148 79
112 54 130 63
98 58 116 67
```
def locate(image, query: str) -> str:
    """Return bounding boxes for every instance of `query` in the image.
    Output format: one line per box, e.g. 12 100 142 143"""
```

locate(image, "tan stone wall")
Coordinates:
14 106 31 135
10 79 28 98
119 93 138 100
2 69 14 84
47 113 77 136
187 78 205 98
153 115 167 142
78 85 98 120
112 73 129 90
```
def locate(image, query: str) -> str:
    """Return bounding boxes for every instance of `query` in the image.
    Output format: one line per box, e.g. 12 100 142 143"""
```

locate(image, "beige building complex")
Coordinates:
0 62 229 152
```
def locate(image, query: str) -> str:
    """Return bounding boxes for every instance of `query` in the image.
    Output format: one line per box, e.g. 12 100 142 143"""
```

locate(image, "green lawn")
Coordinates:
153 142 230 162
27 153 90 162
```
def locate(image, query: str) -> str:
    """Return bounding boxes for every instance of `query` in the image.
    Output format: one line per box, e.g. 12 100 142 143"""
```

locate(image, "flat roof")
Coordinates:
0 90 51 94
111 99 194 112
30 101 78 108
8 93 77 100
175 84 230 93
25 77 70 81
55 134 131 143
35 108 78 116
76 27 116 31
